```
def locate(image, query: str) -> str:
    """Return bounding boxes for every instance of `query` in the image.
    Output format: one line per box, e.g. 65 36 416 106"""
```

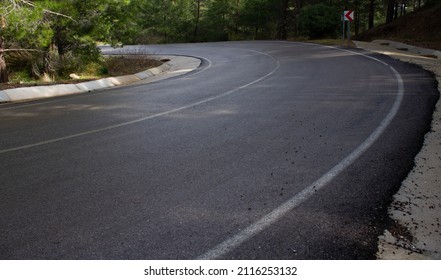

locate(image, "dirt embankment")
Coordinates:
355 4 441 51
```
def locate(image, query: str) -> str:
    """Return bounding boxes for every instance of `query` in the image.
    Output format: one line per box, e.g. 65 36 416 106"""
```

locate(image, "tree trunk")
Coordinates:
368 0 375 29
275 0 290 40
193 0 201 42
354 0 360 36
386 0 395 24
54 25 66 59
233 0 241 36
0 38 8 84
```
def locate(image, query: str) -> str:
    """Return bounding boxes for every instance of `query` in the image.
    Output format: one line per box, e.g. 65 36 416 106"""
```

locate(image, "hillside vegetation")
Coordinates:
355 3 441 51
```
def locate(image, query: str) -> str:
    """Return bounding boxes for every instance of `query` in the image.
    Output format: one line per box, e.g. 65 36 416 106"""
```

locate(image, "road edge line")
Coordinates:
197 43 405 260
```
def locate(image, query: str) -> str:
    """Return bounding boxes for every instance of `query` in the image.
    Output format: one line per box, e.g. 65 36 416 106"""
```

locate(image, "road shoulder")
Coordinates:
354 40 441 259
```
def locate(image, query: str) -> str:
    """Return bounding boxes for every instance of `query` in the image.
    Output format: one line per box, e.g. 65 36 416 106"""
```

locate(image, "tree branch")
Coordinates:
4 0 77 22
43 9 77 22
3 48 45 53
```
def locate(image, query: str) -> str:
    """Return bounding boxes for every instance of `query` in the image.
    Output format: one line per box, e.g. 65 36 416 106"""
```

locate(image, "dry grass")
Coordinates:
292 38 357 48
1 55 163 90
103 55 162 76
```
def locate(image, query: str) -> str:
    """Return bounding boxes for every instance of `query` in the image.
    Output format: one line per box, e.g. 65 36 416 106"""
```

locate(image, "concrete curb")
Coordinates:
0 91 10 102
371 40 441 59
0 60 172 103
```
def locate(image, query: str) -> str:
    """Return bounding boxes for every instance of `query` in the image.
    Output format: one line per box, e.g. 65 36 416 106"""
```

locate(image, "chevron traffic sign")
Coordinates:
344 10 354 22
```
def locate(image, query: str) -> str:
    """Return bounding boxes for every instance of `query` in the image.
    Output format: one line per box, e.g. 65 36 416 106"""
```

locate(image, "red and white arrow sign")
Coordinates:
344 10 354 22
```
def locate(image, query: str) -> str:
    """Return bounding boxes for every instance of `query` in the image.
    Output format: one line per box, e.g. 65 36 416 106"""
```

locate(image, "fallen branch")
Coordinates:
3 48 45 53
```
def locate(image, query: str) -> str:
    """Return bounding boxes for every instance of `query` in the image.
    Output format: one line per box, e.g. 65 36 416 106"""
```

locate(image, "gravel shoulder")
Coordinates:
354 40 441 259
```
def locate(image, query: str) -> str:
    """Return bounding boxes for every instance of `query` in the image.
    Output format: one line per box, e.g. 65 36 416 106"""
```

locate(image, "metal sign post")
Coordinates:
342 13 345 46
342 10 354 47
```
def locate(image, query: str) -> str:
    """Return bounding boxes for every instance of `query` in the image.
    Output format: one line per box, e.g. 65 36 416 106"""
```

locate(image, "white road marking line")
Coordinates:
1 43 404 260
197 44 404 260
181 56 212 78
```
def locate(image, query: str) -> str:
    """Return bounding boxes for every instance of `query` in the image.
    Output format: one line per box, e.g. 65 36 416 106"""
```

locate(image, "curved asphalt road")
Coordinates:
0 41 438 259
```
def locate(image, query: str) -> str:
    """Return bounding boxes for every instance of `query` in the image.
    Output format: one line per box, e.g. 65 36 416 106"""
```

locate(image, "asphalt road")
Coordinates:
0 41 438 260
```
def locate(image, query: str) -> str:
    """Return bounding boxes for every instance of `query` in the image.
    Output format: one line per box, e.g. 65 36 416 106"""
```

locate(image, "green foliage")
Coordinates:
1 0 436 47
425 0 441 6
201 0 236 41
240 0 279 39
1 1 52 49
298 4 340 39
9 70 33 83
0 0 128 81
127 0 195 44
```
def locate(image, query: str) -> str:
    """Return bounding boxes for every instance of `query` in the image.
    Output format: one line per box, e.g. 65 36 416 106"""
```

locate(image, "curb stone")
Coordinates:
371 40 441 59
0 91 10 102
0 59 174 103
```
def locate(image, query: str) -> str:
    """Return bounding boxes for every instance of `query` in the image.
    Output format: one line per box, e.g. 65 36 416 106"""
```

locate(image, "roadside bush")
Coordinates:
6 50 45 80
4 46 160 85
53 51 88 79
5 46 104 82
8 70 33 84
298 4 340 39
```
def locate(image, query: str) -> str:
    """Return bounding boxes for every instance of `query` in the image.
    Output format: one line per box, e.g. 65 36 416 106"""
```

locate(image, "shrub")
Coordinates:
9 70 33 84
298 4 340 39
